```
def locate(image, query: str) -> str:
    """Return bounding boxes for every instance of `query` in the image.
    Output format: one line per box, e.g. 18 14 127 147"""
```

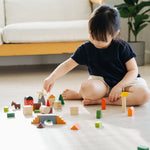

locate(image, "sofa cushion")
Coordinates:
3 20 89 43
5 0 91 25
0 0 5 27
0 28 3 45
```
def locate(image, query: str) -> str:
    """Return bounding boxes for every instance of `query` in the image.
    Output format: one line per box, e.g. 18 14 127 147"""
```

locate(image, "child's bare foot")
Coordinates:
82 99 102 106
62 89 83 100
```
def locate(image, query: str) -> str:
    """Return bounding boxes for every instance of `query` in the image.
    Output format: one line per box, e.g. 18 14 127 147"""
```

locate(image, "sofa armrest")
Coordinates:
0 28 3 45
90 0 104 5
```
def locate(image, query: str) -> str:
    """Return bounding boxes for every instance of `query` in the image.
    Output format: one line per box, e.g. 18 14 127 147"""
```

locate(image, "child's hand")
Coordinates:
43 77 55 93
109 85 122 102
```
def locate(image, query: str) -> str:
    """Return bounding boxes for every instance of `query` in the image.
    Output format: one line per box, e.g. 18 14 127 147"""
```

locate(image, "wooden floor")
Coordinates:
0 65 150 150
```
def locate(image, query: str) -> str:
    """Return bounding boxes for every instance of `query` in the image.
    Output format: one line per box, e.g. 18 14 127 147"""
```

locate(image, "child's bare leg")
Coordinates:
80 79 108 105
62 79 108 103
83 85 150 106
62 89 82 100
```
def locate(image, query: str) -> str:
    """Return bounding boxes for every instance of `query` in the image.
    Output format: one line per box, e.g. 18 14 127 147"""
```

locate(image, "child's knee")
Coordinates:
136 87 150 105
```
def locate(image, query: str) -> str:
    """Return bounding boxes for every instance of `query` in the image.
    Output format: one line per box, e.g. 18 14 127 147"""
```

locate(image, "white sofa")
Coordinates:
0 0 101 56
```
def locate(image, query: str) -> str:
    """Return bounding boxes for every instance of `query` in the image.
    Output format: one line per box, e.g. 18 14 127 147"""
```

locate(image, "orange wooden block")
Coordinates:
128 107 135 116
102 98 106 110
71 123 81 130
31 115 40 124
56 116 66 124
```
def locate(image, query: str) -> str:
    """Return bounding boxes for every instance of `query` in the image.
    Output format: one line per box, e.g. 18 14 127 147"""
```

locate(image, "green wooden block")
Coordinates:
59 94 65 105
138 145 149 150
96 110 102 119
95 121 102 128
34 109 40 113
7 113 15 118
4 107 9 112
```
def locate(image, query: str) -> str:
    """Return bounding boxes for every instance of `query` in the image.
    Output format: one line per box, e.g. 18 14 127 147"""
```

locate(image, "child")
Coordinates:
43 5 150 106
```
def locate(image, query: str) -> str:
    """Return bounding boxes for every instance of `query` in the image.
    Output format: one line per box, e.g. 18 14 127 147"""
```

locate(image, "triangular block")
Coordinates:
56 115 66 124
31 115 40 124
71 123 81 130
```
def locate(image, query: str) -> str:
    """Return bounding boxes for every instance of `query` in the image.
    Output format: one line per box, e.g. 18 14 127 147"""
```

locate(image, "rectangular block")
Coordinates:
70 107 79 115
7 112 15 118
23 105 33 115
39 114 57 124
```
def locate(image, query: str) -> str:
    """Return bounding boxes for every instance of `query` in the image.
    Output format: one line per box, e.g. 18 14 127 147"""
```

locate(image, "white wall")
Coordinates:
0 0 149 66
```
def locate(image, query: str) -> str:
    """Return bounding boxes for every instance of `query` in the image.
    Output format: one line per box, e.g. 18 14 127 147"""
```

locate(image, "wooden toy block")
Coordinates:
33 103 41 111
34 109 40 113
31 115 40 124
54 101 62 110
44 120 53 127
138 145 149 150
95 121 102 128
96 110 102 119
48 94 55 106
11 101 21 109
24 96 34 105
37 123 45 128
46 100 50 106
120 92 129 113
128 106 135 117
40 106 52 114
4 106 9 112
59 94 65 105
23 105 33 115
70 107 79 115
7 112 15 118
39 114 57 124
101 98 106 110
37 89 46 105
56 116 66 124
71 123 81 130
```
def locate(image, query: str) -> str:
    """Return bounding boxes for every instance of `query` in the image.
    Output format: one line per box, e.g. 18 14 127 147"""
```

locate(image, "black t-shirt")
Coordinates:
71 39 140 88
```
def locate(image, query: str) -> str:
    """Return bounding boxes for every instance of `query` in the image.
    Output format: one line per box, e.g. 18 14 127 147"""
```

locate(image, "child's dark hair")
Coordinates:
89 5 120 42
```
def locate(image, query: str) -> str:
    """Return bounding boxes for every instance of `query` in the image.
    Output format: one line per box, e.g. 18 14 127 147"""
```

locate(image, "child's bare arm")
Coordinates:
109 58 138 102
43 58 78 92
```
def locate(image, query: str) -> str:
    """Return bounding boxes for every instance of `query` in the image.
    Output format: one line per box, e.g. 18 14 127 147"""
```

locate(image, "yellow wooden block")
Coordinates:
120 92 129 97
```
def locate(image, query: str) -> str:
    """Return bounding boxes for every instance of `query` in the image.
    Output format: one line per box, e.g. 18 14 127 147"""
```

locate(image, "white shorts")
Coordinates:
88 75 148 96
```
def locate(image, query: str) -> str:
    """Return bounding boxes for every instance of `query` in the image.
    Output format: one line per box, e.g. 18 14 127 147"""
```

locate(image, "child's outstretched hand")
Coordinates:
43 77 55 93
109 85 122 102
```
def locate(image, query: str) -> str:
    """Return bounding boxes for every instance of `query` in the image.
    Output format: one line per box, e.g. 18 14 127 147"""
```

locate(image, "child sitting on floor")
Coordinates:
43 5 150 106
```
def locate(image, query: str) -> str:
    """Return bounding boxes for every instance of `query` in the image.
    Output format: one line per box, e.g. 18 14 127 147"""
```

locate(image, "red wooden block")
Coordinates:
101 98 106 110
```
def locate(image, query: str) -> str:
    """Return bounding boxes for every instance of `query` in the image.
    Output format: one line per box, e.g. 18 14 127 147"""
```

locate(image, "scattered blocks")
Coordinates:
70 107 79 115
71 123 81 130
24 96 34 105
23 105 32 115
54 101 62 110
4 106 9 112
128 106 135 117
95 121 102 128
48 94 55 106
101 98 106 110
137 145 149 150
59 94 65 105
96 110 102 119
7 112 15 118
